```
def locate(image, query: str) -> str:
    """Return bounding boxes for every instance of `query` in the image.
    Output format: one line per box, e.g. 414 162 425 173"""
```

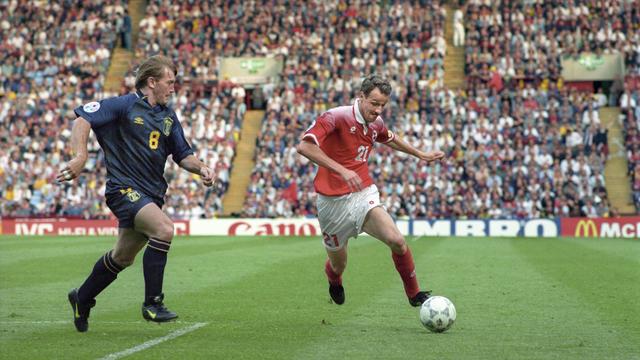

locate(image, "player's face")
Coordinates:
151 68 176 106
359 88 389 123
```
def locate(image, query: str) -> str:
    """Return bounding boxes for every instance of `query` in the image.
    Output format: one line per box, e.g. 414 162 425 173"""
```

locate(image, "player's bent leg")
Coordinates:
112 228 149 266
70 229 142 332
326 246 347 275
325 247 347 305
362 206 407 254
134 203 178 322
362 207 430 306
134 202 174 243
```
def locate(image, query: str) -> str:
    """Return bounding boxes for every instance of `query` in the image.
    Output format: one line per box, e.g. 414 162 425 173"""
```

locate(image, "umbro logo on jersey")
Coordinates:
134 117 144 125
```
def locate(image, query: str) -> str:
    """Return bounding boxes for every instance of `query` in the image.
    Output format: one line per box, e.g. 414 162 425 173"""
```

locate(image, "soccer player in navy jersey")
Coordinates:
58 55 215 332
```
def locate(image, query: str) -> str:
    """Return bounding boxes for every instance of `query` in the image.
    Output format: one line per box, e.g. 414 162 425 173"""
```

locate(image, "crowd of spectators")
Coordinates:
246 81 613 219
242 0 621 219
101 0 265 218
2 0 638 220
621 76 640 211
1 0 251 219
456 0 640 216
242 0 449 218
455 0 639 216
1 1 124 218
463 0 640 92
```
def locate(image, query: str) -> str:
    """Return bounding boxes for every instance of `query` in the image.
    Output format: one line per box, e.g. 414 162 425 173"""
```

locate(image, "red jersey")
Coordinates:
302 100 395 196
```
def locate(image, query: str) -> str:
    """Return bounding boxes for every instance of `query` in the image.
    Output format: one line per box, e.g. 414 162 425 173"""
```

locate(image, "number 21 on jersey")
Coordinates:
355 145 369 162
323 233 339 247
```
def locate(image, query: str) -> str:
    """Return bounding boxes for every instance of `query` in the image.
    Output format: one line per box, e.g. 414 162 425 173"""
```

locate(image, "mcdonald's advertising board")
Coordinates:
561 217 640 238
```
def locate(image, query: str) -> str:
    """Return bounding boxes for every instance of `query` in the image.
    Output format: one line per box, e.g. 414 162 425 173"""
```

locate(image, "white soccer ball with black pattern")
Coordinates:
419 296 456 333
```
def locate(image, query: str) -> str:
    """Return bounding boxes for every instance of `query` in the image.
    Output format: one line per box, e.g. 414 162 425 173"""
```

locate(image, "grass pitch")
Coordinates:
0 235 638 359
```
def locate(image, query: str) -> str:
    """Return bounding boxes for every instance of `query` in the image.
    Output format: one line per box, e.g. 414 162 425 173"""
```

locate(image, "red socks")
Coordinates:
324 259 342 286
324 249 420 299
392 247 420 298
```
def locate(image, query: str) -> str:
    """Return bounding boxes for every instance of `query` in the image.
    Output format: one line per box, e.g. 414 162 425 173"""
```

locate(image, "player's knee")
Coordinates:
387 234 406 254
156 222 174 243
331 259 347 274
111 251 135 268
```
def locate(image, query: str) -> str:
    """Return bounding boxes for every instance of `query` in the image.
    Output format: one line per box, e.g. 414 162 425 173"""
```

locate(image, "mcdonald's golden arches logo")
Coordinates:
575 219 598 237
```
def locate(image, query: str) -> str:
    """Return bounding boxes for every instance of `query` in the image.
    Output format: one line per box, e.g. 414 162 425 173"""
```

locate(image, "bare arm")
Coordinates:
57 117 91 182
385 134 445 163
296 140 364 192
179 154 214 187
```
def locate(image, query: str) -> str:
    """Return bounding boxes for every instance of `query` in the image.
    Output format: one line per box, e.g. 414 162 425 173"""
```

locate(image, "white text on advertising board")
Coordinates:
411 219 558 237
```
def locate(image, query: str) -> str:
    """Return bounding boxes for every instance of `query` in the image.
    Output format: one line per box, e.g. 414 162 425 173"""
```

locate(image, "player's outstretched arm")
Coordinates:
296 140 364 192
57 117 91 182
386 134 445 163
178 155 215 187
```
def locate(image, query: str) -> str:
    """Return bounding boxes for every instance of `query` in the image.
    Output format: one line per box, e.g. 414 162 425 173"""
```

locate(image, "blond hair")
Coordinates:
135 55 177 90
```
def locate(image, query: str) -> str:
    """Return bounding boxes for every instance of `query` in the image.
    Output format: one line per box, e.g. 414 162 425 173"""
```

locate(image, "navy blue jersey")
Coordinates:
74 91 193 201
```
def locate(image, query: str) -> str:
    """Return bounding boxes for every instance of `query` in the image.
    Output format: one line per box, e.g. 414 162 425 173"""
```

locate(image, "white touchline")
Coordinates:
97 322 207 360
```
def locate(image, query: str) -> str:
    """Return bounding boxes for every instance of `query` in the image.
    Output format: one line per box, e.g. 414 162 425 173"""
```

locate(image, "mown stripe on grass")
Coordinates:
510 237 640 358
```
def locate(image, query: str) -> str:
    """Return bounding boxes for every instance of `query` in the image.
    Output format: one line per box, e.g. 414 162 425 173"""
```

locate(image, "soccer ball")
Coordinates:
419 296 456 333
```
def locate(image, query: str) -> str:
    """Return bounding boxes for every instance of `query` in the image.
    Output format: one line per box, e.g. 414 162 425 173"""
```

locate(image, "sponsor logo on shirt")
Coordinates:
134 117 144 125
350 126 356 134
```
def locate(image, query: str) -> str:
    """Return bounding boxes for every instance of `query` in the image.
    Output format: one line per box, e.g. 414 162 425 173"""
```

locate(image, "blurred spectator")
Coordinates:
121 9 132 50
453 6 465 47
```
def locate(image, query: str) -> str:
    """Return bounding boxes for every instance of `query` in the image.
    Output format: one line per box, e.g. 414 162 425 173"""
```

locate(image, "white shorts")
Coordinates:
316 184 382 251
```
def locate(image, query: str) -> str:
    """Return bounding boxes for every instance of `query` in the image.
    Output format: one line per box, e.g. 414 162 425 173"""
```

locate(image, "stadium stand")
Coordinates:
1 1 123 218
239 0 628 219
117 0 251 218
241 0 450 218
1 0 638 220
1 0 242 218
622 76 640 211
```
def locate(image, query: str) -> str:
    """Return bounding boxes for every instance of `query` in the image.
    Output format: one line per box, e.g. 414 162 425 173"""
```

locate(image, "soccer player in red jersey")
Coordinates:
297 74 445 306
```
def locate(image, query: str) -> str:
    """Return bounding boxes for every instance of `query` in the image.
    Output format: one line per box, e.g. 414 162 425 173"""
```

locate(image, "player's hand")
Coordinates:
56 156 86 182
340 169 363 192
200 166 215 187
420 150 445 163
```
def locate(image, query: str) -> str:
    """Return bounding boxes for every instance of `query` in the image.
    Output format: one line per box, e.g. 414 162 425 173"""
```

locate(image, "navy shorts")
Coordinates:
105 188 164 228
